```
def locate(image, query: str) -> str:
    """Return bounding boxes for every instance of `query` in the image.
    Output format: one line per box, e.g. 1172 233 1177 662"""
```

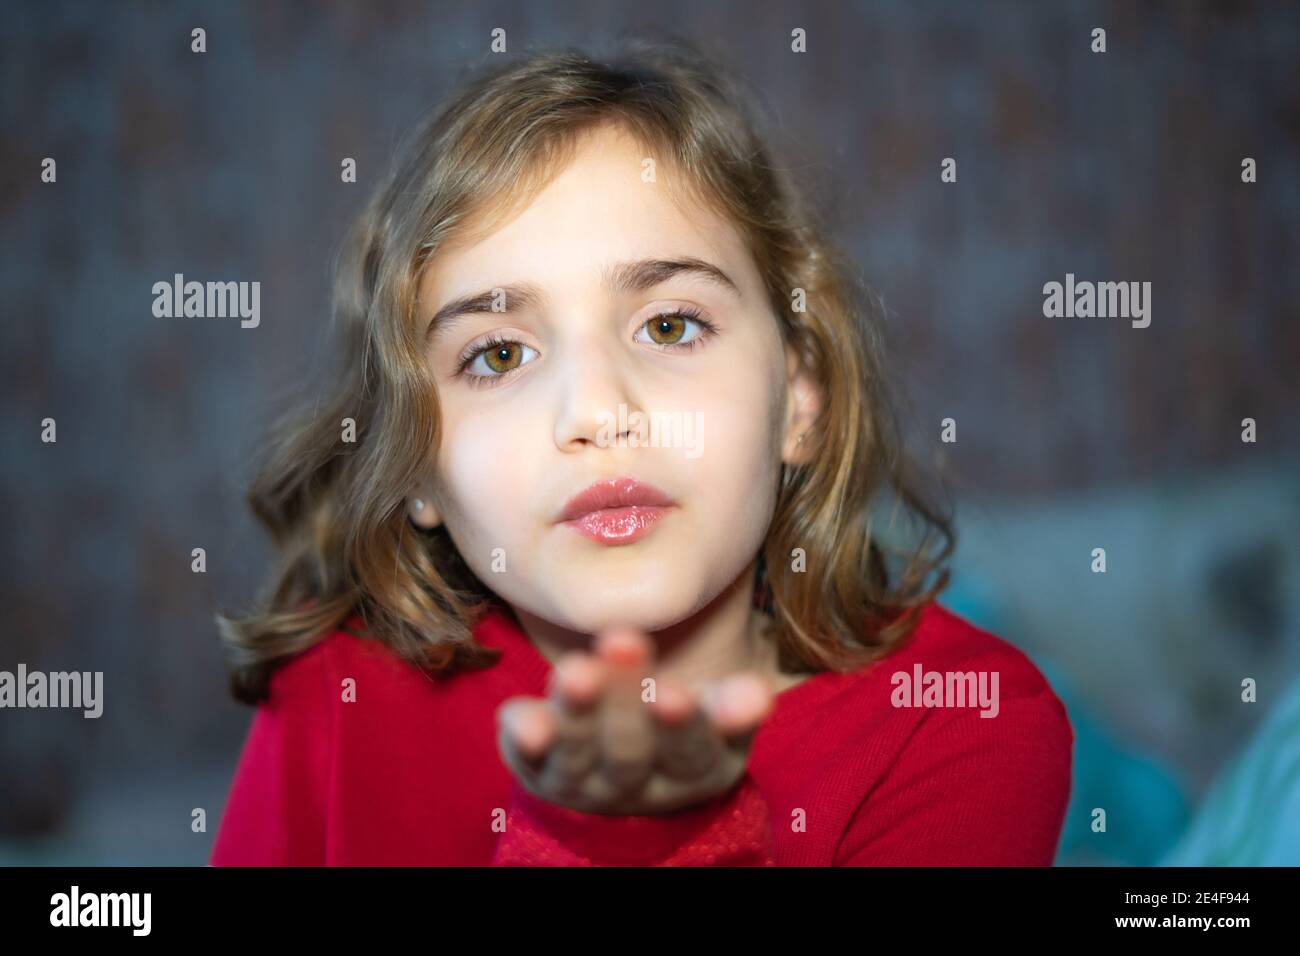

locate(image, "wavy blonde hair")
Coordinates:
218 36 955 705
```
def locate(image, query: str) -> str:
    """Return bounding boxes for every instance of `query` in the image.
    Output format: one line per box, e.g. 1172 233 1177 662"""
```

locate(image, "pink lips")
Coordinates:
556 477 677 545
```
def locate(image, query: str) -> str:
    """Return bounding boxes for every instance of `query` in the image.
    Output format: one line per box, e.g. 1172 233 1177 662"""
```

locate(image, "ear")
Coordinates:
781 344 823 466
407 483 445 530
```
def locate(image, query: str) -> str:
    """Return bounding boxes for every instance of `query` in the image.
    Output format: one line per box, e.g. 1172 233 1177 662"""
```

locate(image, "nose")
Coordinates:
552 335 644 452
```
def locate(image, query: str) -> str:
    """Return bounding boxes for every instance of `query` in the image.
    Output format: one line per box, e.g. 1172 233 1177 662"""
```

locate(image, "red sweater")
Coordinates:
209 602 1073 866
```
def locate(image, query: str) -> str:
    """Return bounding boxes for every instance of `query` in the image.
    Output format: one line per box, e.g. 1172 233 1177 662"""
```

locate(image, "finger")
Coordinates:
652 680 724 781
699 672 774 741
538 719 599 797
594 626 654 669
539 656 602 793
646 675 696 726
496 698 557 783
596 628 656 794
547 651 607 713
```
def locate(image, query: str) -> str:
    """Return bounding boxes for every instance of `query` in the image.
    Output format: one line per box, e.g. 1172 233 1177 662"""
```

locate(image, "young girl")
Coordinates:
209 40 1072 866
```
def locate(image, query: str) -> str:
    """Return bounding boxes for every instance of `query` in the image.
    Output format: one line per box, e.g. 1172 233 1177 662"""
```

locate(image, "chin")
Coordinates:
554 592 699 635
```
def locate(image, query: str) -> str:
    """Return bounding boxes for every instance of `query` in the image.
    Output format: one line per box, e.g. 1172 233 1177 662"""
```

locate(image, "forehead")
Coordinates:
417 124 758 311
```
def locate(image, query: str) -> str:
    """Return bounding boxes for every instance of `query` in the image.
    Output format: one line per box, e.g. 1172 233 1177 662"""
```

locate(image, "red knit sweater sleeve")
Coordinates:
833 686 1074 865
491 772 777 866
209 642 336 866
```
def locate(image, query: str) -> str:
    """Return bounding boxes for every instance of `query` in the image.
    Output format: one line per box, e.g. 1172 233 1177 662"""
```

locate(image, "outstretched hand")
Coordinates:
496 626 775 816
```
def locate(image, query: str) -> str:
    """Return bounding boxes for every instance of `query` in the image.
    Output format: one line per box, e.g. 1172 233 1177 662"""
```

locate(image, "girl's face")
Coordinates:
414 122 816 635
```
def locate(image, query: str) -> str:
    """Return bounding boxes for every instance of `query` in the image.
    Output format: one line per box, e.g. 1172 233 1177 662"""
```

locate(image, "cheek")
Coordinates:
683 366 783 528
434 402 535 546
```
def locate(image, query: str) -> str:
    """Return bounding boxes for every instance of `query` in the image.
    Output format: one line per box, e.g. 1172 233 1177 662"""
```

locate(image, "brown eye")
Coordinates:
633 309 717 352
484 343 522 373
645 314 686 345
460 339 538 381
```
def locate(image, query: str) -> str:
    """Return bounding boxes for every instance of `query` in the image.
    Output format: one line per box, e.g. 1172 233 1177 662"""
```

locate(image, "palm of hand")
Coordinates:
496 627 775 816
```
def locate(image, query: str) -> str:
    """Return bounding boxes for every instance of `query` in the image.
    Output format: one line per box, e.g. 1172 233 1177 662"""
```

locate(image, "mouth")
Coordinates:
555 476 678 546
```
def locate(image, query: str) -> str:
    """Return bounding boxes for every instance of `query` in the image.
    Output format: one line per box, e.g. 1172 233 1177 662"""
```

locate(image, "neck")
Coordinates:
510 558 778 692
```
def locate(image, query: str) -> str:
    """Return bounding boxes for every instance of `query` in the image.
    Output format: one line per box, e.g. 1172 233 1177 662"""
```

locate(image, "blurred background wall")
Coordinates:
1 0 1296 864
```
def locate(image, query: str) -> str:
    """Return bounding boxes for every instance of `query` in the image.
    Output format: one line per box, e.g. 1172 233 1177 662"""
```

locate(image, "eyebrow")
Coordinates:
424 256 741 340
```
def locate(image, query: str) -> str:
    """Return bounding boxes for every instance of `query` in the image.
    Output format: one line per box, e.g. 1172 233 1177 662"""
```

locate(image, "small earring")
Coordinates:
412 498 426 512
796 432 807 445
